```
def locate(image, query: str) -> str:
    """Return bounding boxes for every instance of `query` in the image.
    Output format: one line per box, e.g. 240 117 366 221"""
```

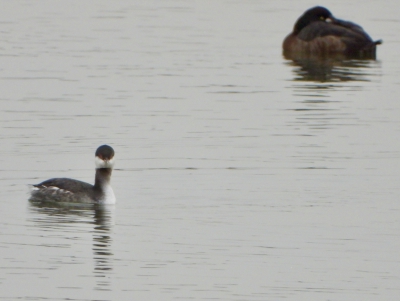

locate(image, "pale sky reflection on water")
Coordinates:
0 1 399 300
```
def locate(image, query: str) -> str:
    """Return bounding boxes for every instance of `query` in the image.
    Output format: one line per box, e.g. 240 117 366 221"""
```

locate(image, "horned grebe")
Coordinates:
30 145 116 204
283 6 382 59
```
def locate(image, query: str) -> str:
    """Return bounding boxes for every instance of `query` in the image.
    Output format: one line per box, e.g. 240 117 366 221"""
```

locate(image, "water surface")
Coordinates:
1 1 399 300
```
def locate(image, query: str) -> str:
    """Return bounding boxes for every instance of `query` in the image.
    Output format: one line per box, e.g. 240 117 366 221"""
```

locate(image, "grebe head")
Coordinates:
95 145 115 169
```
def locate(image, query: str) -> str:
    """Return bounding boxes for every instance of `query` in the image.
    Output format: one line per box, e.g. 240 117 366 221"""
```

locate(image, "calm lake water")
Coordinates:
1 1 399 300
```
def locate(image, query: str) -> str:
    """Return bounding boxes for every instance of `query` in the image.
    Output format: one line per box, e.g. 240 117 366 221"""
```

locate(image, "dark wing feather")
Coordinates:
34 178 93 193
31 178 96 203
297 20 378 55
298 21 371 42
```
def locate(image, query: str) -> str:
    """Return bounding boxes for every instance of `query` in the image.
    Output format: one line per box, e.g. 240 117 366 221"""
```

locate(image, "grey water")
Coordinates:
1 1 399 300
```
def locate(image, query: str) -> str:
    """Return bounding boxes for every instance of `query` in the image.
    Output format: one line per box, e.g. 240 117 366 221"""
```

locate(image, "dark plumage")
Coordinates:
283 6 382 58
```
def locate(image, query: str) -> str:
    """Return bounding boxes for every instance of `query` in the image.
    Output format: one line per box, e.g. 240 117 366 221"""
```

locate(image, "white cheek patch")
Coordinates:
95 156 115 169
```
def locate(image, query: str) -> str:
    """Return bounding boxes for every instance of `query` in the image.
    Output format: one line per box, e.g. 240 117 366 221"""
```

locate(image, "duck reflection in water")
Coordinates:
29 202 114 291
285 58 380 82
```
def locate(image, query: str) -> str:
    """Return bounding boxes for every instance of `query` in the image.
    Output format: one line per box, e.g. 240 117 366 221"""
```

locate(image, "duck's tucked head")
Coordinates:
293 6 334 34
95 145 115 169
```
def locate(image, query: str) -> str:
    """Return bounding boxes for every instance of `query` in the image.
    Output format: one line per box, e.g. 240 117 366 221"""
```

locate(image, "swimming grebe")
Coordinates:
283 6 382 58
30 145 116 204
